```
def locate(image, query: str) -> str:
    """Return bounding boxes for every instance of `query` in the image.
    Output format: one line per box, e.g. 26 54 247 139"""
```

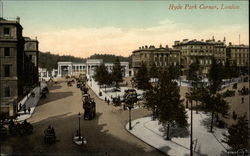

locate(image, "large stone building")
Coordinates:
132 45 180 75
0 17 39 118
226 43 249 68
132 38 249 76
173 38 227 75
57 59 129 77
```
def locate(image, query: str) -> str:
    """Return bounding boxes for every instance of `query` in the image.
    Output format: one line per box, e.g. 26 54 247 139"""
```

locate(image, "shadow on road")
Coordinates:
38 92 73 105
7 112 163 156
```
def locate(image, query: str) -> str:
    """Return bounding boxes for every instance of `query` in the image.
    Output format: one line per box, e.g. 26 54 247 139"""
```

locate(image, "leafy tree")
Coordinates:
156 68 188 140
208 58 223 94
186 59 202 113
222 115 249 150
111 57 123 89
148 63 158 79
203 58 229 132
144 86 159 119
134 62 151 90
168 64 181 80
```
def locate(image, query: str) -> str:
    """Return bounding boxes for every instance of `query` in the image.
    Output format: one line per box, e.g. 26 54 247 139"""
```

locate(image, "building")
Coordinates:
173 38 228 75
57 59 129 77
132 45 180 75
132 38 249 77
0 17 39 118
226 43 249 69
0 17 25 117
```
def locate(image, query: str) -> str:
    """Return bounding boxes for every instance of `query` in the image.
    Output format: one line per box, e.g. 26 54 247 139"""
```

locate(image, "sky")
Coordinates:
2 0 249 58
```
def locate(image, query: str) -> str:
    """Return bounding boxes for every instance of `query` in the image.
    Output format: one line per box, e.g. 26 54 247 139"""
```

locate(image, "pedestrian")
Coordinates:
105 97 107 102
107 99 110 105
19 103 22 112
241 97 244 104
28 107 31 114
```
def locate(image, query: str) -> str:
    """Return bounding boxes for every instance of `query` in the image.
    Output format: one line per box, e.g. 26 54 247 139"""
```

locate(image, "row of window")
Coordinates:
1 65 11 77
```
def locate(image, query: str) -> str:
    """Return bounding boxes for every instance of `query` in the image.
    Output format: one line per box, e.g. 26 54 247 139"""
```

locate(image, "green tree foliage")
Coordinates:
222 115 249 150
168 64 181 80
88 54 132 67
134 62 151 90
144 68 188 140
186 59 202 113
222 60 240 79
148 63 158 78
38 52 131 70
93 64 109 86
208 58 223 94
93 64 113 92
39 52 85 70
111 57 123 88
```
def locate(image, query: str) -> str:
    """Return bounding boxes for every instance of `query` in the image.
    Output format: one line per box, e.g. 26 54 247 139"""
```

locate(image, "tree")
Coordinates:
186 59 202 113
93 64 110 92
222 115 249 151
134 62 151 90
144 85 159 119
157 68 188 140
208 58 223 94
111 57 123 89
148 63 158 79
204 58 229 132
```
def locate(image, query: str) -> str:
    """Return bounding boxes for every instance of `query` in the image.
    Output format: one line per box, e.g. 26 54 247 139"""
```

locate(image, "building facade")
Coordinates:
57 59 129 77
226 43 249 68
0 17 25 117
173 38 227 75
132 38 249 77
0 17 39 118
132 45 180 75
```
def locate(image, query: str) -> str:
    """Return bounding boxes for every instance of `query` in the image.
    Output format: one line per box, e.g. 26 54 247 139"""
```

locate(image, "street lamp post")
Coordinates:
78 112 81 141
190 100 193 156
129 106 132 130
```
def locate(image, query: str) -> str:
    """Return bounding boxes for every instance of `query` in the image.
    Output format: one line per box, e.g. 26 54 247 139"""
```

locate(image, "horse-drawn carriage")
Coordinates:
44 126 56 144
82 94 96 120
8 120 33 136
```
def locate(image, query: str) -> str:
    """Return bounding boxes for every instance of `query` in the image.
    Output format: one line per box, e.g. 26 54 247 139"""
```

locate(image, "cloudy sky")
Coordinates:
3 0 249 58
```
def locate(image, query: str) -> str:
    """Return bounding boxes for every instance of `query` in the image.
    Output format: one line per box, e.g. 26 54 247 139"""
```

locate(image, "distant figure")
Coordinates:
241 97 244 104
28 107 31 114
107 99 110 105
24 108 27 114
232 111 237 120
19 103 22 112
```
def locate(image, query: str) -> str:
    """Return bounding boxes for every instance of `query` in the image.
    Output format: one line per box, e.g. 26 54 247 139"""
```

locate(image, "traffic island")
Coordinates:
72 136 87 145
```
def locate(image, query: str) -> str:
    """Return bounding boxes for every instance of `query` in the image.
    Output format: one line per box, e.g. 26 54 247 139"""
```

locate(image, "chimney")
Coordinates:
16 16 20 23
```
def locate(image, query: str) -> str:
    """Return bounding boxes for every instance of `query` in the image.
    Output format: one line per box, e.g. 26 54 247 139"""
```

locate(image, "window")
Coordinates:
4 65 11 77
4 87 10 97
4 48 10 56
4 28 10 35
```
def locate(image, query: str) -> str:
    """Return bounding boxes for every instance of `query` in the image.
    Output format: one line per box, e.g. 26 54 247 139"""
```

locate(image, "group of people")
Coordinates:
18 103 31 114
44 125 56 136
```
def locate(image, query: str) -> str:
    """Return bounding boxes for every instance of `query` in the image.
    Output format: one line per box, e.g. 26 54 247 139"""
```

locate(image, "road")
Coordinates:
7 80 164 156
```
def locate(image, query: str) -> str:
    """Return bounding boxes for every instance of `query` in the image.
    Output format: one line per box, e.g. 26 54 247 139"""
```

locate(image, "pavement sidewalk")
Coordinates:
16 82 47 122
125 110 229 156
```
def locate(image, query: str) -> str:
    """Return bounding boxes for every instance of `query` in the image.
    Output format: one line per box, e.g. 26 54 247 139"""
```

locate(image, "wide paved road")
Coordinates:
8 80 164 156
